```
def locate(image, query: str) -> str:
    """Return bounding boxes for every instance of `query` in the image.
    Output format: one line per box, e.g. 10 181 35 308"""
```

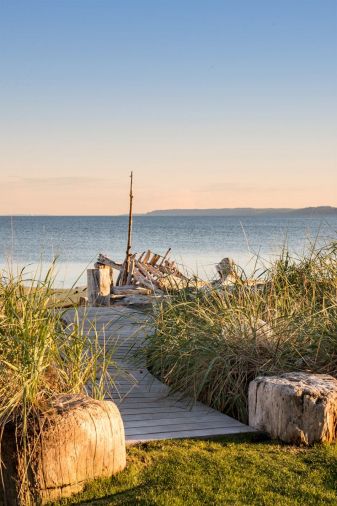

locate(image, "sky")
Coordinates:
0 0 336 215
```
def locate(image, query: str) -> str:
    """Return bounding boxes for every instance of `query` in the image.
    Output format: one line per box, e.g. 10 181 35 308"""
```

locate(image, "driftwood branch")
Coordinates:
96 254 123 271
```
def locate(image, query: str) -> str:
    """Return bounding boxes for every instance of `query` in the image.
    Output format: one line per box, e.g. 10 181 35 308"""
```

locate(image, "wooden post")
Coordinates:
87 266 111 306
160 247 171 266
121 171 134 285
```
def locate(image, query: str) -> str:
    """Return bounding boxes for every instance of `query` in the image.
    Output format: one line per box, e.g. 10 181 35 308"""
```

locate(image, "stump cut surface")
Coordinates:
249 372 337 445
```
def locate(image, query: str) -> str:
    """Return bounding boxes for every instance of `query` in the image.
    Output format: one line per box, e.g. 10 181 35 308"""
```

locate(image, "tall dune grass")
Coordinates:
0 264 119 504
145 242 337 423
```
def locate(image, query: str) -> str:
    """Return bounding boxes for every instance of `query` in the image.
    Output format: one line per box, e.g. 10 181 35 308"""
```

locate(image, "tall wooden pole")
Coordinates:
122 171 133 284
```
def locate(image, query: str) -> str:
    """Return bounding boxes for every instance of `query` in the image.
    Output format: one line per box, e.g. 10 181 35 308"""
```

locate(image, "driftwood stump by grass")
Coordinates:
249 372 337 445
1 394 126 505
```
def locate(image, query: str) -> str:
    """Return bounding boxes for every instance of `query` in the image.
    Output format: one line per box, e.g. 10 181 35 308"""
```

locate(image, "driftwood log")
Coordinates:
216 257 238 283
111 285 152 296
1 395 126 505
249 372 337 445
87 265 111 306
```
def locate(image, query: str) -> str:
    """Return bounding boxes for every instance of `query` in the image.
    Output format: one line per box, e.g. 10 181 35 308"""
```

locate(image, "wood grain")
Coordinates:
64 307 255 444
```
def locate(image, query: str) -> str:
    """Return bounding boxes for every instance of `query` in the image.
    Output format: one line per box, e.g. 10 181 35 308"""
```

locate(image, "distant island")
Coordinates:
147 206 337 217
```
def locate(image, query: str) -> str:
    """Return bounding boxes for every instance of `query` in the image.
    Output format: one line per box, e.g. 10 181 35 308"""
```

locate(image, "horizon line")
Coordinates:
0 205 336 217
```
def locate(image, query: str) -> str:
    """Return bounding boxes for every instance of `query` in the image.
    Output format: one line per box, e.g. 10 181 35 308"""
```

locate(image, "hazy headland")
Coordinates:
147 206 337 216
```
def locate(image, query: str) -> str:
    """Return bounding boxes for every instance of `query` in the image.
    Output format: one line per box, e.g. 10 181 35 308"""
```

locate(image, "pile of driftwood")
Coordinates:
86 175 193 307
86 253 266 307
98 249 187 291
87 249 189 307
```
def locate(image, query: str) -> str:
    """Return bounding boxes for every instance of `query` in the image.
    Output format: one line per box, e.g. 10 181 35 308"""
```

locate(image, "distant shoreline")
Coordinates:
0 206 336 218
147 206 337 217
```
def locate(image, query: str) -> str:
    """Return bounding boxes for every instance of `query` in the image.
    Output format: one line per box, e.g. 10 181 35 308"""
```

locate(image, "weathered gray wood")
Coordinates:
87 267 111 306
118 407 210 416
249 372 337 445
159 247 171 266
123 414 233 426
79 296 88 306
66 307 255 443
1 395 126 504
112 286 151 295
142 250 152 263
126 425 255 444
96 254 123 271
126 258 135 285
115 295 153 307
122 171 134 285
125 421 247 436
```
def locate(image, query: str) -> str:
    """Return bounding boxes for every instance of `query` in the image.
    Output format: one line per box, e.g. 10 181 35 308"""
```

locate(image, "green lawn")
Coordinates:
55 436 337 506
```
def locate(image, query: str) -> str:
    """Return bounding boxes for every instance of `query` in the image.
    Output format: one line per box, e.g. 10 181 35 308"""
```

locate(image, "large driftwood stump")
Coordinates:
249 372 337 445
1 395 126 505
87 266 111 306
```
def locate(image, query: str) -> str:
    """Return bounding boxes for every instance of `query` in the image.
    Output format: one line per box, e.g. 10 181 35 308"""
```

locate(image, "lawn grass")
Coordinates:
55 436 337 506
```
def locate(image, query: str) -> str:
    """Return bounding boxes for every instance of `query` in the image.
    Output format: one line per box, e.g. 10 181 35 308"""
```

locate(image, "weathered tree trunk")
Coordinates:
87 266 111 306
249 372 337 445
216 257 238 283
1 395 126 505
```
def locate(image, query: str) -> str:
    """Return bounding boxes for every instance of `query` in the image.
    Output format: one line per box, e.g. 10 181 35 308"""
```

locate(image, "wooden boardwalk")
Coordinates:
65 306 255 444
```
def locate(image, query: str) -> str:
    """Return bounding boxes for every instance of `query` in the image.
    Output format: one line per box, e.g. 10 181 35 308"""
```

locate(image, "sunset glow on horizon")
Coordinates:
1 1 336 215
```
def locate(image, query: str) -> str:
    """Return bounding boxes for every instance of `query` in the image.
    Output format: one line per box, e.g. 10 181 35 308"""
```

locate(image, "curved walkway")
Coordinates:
64 306 255 444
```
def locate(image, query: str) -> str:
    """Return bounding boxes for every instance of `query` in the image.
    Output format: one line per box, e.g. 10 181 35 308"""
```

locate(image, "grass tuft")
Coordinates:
145 242 337 422
0 263 120 503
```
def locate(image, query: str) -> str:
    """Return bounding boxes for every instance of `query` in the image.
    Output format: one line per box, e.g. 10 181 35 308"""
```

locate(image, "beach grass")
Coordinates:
1 244 336 504
21 285 87 308
0 264 119 503
144 241 337 422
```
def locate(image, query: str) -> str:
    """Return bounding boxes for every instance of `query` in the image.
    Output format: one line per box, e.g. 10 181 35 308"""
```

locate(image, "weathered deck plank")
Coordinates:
65 307 254 444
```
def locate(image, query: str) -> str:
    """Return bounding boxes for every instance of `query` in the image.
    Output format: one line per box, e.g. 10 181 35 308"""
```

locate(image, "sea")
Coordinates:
0 214 336 287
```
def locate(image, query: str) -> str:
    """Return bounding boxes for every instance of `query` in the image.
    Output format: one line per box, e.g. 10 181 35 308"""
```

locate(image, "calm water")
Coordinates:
0 215 336 286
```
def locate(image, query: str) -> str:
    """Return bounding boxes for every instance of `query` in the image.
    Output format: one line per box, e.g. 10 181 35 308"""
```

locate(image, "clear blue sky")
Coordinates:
1 0 336 214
